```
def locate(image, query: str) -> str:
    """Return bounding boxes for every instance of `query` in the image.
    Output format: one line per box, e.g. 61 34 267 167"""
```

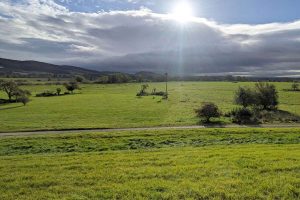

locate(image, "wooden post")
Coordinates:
165 73 168 99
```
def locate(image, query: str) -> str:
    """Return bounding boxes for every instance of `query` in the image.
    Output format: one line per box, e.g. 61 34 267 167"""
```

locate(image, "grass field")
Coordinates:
0 128 299 199
1 82 300 132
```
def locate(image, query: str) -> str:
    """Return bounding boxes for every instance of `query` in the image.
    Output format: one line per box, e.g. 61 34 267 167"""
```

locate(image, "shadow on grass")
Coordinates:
0 105 23 111
197 120 228 127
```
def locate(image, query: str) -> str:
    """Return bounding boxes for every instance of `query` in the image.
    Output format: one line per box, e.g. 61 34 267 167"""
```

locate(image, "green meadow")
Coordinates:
0 128 299 199
1 82 300 132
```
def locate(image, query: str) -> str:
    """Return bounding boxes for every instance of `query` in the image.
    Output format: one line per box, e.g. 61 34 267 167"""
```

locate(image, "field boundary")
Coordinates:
1 124 300 137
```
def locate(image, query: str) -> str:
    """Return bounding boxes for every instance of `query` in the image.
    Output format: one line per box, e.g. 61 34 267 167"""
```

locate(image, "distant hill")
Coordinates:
0 58 101 77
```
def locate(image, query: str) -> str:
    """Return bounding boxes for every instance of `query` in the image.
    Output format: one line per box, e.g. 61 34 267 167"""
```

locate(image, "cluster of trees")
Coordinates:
235 82 278 110
0 80 31 105
36 81 80 97
195 82 279 124
0 79 80 106
136 84 167 98
232 82 279 123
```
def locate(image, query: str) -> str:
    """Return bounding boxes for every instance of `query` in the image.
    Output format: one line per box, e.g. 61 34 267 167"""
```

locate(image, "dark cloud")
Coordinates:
0 0 300 77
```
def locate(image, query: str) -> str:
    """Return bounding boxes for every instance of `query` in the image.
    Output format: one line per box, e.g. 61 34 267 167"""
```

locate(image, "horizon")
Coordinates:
1 0 300 77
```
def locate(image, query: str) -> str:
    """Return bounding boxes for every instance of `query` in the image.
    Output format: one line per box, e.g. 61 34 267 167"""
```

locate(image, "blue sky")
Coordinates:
50 0 300 24
2 0 300 77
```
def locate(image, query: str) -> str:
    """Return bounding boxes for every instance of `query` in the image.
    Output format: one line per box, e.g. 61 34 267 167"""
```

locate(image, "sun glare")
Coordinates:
171 2 194 23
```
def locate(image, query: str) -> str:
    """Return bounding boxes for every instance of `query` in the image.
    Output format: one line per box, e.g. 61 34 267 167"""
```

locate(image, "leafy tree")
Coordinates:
195 102 221 123
64 82 80 94
0 80 18 101
12 89 31 102
234 87 255 108
254 82 278 110
291 82 299 91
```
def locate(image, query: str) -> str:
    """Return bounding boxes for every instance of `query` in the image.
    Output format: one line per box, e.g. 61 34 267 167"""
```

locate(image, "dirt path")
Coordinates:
1 124 300 137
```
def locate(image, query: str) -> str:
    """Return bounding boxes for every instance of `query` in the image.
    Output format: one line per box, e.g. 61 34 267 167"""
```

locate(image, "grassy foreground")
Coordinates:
0 128 299 199
0 82 300 132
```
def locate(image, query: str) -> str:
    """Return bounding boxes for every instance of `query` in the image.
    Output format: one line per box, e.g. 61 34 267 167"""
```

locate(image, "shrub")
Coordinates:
234 87 255 107
195 102 221 123
36 91 57 97
254 82 278 110
230 107 254 124
151 91 167 96
64 82 80 94
136 84 149 96
18 95 30 106
56 88 62 95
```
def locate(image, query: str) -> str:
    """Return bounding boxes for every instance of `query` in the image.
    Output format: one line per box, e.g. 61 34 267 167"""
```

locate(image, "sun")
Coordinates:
171 2 194 23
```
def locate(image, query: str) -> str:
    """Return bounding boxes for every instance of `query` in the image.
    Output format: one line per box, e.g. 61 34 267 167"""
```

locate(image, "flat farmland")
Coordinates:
0 82 300 132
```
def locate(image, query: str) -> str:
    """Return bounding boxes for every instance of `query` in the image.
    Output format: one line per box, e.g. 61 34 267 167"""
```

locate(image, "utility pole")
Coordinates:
165 72 168 99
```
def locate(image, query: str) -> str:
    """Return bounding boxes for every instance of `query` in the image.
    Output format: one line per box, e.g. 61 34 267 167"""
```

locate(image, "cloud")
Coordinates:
0 0 300 76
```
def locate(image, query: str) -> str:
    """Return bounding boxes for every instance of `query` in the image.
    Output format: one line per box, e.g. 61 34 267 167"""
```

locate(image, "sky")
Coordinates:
1 0 300 77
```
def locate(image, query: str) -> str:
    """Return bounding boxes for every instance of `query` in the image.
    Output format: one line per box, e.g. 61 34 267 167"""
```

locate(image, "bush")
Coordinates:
233 82 279 111
136 84 149 96
151 91 167 96
64 81 80 93
195 102 221 123
254 82 278 110
234 87 255 107
230 107 254 124
56 88 62 95
36 91 57 97
18 95 30 106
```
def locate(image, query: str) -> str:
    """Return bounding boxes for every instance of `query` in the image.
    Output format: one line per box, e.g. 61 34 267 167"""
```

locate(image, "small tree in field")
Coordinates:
234 86 255 108
10 88 31 106
195 102 221 123
0 80 18 101
136 84 149 96
19 95 30 106
12 89 31 102
64 82 80 94
291 82 299 91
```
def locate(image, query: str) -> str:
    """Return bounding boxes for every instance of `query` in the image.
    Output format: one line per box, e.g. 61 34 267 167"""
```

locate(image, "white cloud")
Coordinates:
0 0 300 76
